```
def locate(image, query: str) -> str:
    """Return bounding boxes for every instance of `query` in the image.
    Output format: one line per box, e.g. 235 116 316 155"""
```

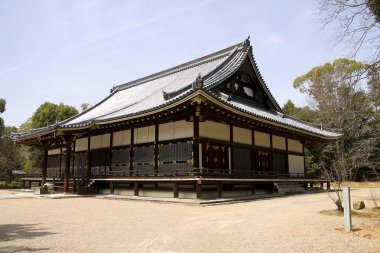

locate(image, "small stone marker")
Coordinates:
353 201 365 210
343 187 352 232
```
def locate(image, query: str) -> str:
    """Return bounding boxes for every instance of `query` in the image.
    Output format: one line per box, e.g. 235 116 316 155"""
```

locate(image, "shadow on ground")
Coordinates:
0 223 55 252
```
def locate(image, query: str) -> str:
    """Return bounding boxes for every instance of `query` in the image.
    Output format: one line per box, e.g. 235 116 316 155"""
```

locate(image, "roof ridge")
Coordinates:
116 40 247 91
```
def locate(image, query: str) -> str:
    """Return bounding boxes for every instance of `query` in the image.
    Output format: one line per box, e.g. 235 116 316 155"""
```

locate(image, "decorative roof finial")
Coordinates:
243 36 251 48
162 91 170 100
193 73 204 89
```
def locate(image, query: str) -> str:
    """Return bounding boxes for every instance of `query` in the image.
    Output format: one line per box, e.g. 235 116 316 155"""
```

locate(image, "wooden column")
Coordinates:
28 181 32 189
193 117 200 170
22 180 25 189
59 146 63 177
285 137 289 174
109 133 113 173
229 125 234 173
134 182 139 196
327 182 331 190
41 144 48 186
130 128 134 175
64 137 73 194
154 124 159 176
217 182 222 198
251 182 256 195
196 182 202 199
87 137 91 177
173 183 179 198
110 181 114 195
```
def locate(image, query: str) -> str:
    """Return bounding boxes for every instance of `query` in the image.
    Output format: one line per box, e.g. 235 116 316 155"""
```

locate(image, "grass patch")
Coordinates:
0 181 22 189
320 209 380 219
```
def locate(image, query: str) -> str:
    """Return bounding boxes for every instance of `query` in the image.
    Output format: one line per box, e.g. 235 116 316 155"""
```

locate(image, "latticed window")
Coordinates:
90 149 109 175
158 141 192 175
111 148 130 173
74 152 87 177
47 155 60 177
133 146 154 175
233 147 251 176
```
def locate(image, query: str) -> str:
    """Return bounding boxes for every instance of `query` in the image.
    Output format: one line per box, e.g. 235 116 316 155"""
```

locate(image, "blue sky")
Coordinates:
1 0 352 127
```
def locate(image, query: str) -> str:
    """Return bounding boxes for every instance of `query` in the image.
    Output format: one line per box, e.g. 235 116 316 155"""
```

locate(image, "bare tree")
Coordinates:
318 0 380 66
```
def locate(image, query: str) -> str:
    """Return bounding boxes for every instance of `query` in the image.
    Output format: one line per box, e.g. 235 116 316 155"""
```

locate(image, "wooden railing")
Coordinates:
22 170 309 180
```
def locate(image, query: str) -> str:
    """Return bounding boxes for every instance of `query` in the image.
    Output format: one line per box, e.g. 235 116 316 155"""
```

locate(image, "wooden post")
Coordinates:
193 115 200 170
217 182 222 198
173 183 179 198
41 144 48 186
327 182 331 190
134 182 139 196
22 180 25 189
230 125 234 174
320 182 324 189
251 182 256 195
310 182 313 188
64 137 72 194
28 181 32 189
343 187 352 232
130 128 134 175
196 182 202 199
87 137 91 177
110 181 114 195
154 124 159 176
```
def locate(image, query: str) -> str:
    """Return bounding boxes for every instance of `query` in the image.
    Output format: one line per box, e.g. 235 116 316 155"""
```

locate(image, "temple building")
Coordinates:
14 38 341 198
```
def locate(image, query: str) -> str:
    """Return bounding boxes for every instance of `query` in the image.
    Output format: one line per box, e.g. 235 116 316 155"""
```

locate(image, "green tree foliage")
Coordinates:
293 58 380 180
31 102 78 129
80 103 91 112
282 100 317 122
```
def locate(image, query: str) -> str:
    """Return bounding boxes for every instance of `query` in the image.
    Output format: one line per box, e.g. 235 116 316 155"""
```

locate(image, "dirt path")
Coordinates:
0 188 379 253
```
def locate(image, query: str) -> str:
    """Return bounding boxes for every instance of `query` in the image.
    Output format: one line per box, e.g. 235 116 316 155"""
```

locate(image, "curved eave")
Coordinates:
200 90 342 141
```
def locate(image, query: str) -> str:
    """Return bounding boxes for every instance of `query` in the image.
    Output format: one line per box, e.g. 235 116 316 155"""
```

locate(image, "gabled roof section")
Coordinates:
59 38 254 128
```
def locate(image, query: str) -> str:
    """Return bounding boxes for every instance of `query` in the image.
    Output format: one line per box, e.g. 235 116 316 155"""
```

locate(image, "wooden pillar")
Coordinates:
87 137 91 177
41 144 48 186
173 182 179 198
130 128 134 175
310 182 314 188
109 133 113 173
134 182 139 196
110 181 114 195
251 182 256 195
285 137 289 174
196 182 202 199
217 182 222 198
327 182 331 190
22 180 25 189
28 181 32 189
64 137 73 194
59 146 63 177
193 114 200 170
229 125 234 174
154 124 159 176
320 182 324 189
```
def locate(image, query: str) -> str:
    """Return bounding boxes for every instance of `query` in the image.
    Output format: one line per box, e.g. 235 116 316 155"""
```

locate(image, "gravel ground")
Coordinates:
0 188 379 253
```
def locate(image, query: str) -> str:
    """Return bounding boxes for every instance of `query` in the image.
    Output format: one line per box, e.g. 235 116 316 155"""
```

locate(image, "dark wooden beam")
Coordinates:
130 128 134 175
154 123 159 175
64 137 73 193
196 182 202 199
134 182 139 196
41 144 48 186
110 181 114 195
173 183 179 198
193 109 200 169
217 182 222 198
87 137 91 177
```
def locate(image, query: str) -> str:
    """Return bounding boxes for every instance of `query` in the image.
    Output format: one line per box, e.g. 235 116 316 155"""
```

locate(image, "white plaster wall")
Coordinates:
48 149 61 155
75 137 88 152
233 126 252 145
199 121 229 141
113 130 131 147
288 139 303 153
134 125 155 144
90 134 110 150
254 131 270 148
272 135 286 150
288 155 305 174
159 120 193 141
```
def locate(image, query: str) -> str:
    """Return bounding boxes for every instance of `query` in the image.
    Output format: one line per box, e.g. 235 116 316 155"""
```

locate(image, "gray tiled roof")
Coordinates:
14 38 342 140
